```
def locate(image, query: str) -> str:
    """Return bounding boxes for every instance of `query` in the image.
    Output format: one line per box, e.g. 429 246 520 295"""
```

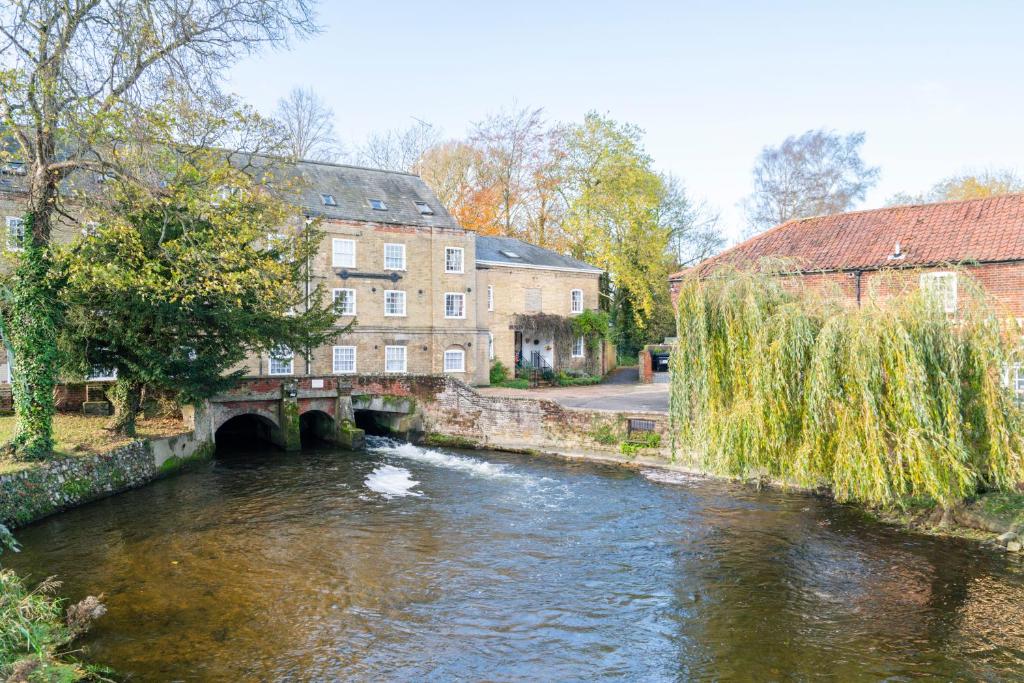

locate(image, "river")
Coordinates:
7 437 1024 681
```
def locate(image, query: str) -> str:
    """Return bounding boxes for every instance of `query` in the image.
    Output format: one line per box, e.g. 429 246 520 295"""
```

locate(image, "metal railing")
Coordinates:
518 353 554 388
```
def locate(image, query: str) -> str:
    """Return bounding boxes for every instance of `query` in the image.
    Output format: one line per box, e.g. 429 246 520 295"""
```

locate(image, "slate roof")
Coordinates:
475 236 602 272
671 193 1024 280
255 158 460 229
0 153 461 230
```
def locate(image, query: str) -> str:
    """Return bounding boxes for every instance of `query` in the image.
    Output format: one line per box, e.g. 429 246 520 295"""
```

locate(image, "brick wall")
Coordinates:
671 261 1024 320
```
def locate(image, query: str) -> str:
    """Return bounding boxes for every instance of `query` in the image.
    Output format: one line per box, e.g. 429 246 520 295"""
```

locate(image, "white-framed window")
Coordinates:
920 272 957 314
488 333 494 360
332 288 356 316
5 217 24 251
384 243 406 270
487 285 494 311
445 246 464 273
444 349 465 373
384 290 406 316
385 345 407 373
1002 363 1024 405
572 336 585 358
570 289 584 314
444 292 465 319
332 238 356 268
268 345 294 376
333 346 357 374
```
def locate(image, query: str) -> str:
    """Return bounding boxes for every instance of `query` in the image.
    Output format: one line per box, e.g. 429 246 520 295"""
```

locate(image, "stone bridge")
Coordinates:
202 375 431 450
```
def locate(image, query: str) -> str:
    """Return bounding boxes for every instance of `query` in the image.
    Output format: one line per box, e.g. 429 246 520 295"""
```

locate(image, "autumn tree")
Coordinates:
0 0 317 459
275 86 342 161
743 129 880 236
887 169 1024 206
416 141 500 231
557 113 679 354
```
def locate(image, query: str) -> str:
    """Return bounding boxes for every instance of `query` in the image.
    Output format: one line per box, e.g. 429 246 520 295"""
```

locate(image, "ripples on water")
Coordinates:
6 439 1024 681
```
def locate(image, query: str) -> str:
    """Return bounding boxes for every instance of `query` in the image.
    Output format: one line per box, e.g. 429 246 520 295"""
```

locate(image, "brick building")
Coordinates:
670 194 1024 321
0 159 603 387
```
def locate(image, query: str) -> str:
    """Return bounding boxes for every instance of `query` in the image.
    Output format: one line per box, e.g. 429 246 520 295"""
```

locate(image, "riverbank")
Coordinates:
426 431 1024 552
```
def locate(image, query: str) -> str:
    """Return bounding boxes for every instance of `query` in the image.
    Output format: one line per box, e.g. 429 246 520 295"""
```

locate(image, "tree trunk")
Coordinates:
107 378 143 437
7 222 59 460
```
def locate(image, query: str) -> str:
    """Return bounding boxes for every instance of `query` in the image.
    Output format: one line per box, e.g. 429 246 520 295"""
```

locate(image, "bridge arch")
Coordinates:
299 408 336 445
214 409 285 450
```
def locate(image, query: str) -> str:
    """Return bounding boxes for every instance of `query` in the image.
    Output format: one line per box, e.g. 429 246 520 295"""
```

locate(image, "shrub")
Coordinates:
670 266 1024 508
555 372 602 387
490 360 509 384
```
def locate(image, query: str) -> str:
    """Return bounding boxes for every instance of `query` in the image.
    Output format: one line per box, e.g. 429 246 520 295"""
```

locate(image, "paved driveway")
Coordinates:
477 380 669 413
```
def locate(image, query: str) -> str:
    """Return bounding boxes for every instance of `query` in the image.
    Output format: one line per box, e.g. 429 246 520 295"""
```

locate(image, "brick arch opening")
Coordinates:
215 413 285 452
299 409 335 446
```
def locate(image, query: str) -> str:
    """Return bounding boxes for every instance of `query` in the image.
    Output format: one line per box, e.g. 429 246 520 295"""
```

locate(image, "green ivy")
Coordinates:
6 213 61 460
572 309 611 353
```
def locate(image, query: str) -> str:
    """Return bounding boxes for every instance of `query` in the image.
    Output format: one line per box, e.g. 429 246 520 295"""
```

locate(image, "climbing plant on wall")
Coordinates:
3 214 62 460
513 310 609 373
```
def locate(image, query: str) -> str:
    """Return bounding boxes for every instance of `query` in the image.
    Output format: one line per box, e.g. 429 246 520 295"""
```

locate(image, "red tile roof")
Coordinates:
671 193 1024 280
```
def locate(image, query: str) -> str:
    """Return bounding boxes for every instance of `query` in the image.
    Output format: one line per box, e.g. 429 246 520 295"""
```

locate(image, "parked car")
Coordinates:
650 350 671 372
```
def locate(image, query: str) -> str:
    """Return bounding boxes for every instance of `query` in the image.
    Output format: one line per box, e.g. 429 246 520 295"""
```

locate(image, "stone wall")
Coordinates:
353 375 669 459
0 430 214 528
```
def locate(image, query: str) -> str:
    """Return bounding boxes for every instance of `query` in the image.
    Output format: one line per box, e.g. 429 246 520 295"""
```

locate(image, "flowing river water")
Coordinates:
7 436 1024 681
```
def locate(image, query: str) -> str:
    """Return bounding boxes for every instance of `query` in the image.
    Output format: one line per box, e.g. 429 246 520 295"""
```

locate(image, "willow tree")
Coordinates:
670 267 1024 511
0 0 318 458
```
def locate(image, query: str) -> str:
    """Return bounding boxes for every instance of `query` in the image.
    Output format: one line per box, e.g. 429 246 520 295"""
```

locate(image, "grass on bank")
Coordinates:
0 414 187 474
0 569 110 682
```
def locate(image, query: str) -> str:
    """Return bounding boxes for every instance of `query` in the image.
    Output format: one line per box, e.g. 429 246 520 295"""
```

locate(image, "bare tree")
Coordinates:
471 105 546 236
0 0 318 457
659 174 724 268
742 129 879 237
275 86 341 162
352 120 440 172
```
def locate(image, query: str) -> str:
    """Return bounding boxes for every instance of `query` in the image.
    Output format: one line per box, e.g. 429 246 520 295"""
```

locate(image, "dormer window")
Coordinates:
321 193 337 207
414 201 434 215
370 199 387 211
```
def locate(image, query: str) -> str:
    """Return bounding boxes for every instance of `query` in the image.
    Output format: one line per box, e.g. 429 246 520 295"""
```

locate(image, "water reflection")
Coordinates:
6 442 1024 680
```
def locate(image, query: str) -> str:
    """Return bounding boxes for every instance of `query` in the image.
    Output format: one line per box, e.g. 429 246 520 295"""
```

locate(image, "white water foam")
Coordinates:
364 465 423 498
367 437 527 482
641 468 706 486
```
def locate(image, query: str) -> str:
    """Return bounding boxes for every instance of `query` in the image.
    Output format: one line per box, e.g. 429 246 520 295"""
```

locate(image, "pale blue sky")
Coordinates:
227 1 1024 241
